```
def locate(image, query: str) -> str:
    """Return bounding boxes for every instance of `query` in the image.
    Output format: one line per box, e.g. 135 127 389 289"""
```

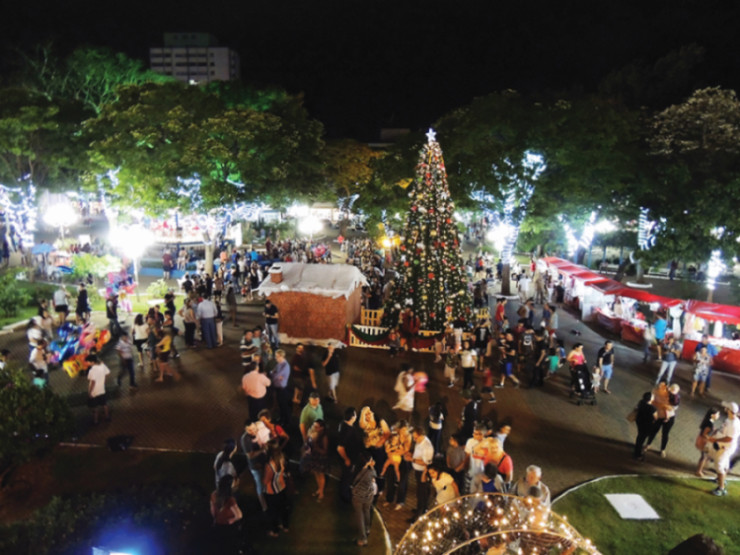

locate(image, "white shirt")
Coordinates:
196 299 218 319
718 416 740 457
465 437 484 477
412 436 434 472
87 363 110 397
133 322 149 341
432 472 458 504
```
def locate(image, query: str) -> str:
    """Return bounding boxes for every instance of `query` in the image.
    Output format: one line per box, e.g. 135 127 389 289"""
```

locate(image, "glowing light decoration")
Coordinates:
298 215 323 237
109 224 155 298
382 128 471 330
0 182 37 249
43 200 78 240
395 493 601 555
706 250 725 292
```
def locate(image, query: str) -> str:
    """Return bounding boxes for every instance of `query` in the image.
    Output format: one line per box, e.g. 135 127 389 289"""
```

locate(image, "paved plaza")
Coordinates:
3 280 740 549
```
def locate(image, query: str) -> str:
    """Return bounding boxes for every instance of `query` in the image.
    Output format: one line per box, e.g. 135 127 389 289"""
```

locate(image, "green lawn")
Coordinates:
553 475 740 555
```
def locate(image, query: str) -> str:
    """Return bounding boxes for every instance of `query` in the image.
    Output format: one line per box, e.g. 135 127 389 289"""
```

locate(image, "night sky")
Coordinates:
3 0 740 139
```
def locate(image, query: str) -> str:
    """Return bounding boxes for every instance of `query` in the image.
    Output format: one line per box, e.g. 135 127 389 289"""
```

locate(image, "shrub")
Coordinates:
0 274 32 317
145 279 170 299
70 253 122 282
0 485 205 554
0 365 74 484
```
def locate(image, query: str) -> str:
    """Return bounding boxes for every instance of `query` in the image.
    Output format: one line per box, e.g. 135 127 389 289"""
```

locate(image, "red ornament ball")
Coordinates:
411 205 418 212
428 273 435 279
445 305 453 313
404 261 410 267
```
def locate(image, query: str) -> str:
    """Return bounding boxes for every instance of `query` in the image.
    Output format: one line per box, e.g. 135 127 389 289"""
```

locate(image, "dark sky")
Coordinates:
3 0 740 139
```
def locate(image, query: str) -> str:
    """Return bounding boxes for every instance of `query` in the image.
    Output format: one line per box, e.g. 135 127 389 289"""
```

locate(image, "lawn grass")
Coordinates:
553 475 740 555
1 446 388 554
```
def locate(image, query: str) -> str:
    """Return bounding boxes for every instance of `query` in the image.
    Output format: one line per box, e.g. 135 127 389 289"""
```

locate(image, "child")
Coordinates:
591 365 602 394
545 347 560 380
495 424 511 448
380 430 404 482
556 340 567 367
388 329 401 358
481 366 497 403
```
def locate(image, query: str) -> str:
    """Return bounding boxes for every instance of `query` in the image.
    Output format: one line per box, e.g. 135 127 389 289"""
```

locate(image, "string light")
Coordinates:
395 493 601 555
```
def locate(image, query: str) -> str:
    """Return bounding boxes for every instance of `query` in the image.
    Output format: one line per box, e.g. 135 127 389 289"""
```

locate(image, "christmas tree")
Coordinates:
383 129 471 330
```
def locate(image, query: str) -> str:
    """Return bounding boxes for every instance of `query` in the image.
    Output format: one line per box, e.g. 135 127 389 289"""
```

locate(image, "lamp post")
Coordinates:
109 225 154 300
706 250 725 303
298 215 323 241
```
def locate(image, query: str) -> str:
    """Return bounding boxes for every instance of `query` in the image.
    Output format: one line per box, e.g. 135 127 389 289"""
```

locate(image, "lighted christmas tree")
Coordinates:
383 129 471 330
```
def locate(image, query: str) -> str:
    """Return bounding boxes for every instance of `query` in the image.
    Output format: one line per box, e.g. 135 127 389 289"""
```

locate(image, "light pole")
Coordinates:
109 225 154 300
43 202 78 242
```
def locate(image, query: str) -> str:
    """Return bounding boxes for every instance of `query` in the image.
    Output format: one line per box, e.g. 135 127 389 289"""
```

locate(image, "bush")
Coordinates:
0 485 205 554
71 253 122 282
0 273 32 317
145 279 170 299
0 365 74 482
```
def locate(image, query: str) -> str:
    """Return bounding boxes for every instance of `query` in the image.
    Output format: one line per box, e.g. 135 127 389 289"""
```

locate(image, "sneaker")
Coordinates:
488 398 497 403
394 503 404 511
495 384 504 389
711 488 727 496
448 382 455 388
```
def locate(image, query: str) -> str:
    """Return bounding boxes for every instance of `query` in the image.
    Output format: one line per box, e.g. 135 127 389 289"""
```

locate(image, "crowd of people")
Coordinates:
7 231 740 554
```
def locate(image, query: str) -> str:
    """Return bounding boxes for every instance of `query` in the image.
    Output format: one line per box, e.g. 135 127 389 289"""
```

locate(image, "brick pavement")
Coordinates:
2 288 740 550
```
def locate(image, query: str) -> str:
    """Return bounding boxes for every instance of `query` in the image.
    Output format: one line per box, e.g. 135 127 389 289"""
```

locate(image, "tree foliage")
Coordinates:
0 365 74 481
646 87 740 260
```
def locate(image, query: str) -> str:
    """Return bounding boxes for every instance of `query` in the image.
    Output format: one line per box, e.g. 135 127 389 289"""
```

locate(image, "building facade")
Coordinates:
150 33 240 84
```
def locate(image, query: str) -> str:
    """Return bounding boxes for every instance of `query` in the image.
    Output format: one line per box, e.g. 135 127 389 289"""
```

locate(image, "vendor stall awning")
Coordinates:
568 269 610 285
589 279 629 296
685 300 740 325
616 288 683 308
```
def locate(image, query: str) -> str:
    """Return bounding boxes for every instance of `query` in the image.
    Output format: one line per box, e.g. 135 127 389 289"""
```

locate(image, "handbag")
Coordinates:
626 408 637 423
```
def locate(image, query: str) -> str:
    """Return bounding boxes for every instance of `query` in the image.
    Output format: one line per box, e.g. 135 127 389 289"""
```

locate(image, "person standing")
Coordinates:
401 308 421 352
656 336 681 385
322 343 341 403
242 362 271 422
225 283 237 326
87 354 111 425
633 392 657 461
196 295 218 349
511 465 551 507
263 443 292 537
694 335 718 392
393 363 416 421
653 313 667 360
459 340 477 392
270 349 292 426
337 407 362 503
443 345 459 388
52 285 70 328
708 402 740 496
696 407 722 477
115 331 138 390
299 391 324 443
210 475 243 552
75 282 90 324
428 464 460 506
263 299 280 352
691 346 712 398
352 451 377 547
597 340 616 394
291 343 317 404
408 427 434 522
179 299 197 348
240 420 268 512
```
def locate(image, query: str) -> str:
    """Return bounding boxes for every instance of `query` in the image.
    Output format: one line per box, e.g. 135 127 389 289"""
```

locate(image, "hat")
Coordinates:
722 401 739 414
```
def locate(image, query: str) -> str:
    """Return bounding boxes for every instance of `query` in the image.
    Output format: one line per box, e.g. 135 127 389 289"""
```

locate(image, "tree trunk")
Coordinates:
204 242 215 276
614 260 630 282
635 259 645 283
575 247 586 266
501 263 511 296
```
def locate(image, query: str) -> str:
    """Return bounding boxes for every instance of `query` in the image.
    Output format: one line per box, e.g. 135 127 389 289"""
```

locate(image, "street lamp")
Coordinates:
298 215 323 239
706 249 725 303
43 202 78 241
109 225 154 300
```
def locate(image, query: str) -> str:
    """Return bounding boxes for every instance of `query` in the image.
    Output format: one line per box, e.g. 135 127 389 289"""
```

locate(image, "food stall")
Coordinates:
681 300 740 374
617 289 683 345
590 280 631 333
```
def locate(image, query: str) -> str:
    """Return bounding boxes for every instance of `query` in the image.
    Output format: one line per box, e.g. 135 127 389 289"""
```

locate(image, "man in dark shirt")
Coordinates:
264 299 280 351
337 407 362 503
291 343 317 404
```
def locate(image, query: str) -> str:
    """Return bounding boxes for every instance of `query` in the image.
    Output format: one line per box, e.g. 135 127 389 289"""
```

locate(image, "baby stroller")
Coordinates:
569 364 596 406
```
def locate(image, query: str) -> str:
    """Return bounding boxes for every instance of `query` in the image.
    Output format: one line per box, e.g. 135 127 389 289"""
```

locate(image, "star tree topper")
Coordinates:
426 128 437 144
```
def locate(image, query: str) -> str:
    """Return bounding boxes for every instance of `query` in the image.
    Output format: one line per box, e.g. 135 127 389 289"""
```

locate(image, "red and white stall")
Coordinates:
681 300 740 373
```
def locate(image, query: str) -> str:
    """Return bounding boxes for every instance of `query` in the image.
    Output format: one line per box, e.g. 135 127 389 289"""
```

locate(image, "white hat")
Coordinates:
722 401 739 414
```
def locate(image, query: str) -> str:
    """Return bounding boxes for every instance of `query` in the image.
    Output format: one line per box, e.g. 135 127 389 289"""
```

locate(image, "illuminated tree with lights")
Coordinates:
382 130 471 330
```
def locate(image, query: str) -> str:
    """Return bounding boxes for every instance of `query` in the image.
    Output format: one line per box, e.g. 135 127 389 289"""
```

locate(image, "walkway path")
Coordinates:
2 280 739 550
